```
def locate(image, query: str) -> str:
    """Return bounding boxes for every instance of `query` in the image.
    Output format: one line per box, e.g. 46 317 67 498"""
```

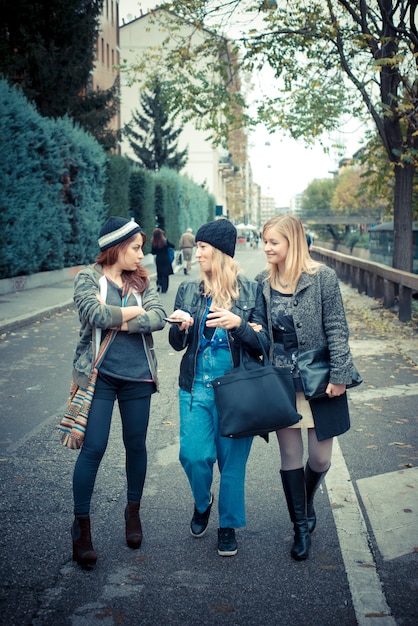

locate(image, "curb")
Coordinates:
0 301 76 335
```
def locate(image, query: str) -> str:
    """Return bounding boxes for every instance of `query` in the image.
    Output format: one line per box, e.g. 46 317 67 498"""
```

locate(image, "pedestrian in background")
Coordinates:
151 227 175 293
256 214 353 561
179 227 195 275
71 216 166 568
167 219 269 557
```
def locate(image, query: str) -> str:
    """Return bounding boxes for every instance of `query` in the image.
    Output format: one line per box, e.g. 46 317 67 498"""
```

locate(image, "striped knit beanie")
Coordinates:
98 217 142 251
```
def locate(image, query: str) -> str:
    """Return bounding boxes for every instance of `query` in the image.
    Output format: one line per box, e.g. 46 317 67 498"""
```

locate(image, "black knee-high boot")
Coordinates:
305 463 329 533
280 468 311 560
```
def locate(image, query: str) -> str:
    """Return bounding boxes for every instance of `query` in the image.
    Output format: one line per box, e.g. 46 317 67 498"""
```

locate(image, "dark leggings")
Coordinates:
72 387 151 516
157 275 169 293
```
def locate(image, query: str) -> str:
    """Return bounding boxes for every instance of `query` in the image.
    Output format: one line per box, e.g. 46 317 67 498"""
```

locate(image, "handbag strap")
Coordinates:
93 278 144 368
239 331 269 368
93 274 127 368
93 330 116 368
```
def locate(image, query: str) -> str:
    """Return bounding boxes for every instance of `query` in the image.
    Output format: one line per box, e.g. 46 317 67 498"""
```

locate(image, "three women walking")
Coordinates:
68 214 354 567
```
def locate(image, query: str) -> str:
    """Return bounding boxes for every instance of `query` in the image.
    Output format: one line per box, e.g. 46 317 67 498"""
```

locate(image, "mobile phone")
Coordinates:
163 317 185 323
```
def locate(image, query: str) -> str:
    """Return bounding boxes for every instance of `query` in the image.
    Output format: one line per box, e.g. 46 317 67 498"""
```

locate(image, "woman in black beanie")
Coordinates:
167 219 269 557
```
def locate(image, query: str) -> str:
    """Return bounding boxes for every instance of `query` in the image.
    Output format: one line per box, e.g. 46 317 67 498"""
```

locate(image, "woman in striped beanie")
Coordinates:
69 216 166 568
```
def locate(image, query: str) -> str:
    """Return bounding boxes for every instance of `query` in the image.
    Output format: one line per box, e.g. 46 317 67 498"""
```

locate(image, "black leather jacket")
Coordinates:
169 276 270 393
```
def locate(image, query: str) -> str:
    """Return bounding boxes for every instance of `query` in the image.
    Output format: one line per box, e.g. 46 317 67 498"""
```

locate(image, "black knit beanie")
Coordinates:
98 216 142 251
195 219 237 258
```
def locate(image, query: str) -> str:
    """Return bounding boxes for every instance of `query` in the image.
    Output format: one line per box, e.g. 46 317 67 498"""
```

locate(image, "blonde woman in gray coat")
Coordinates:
255 214 354 561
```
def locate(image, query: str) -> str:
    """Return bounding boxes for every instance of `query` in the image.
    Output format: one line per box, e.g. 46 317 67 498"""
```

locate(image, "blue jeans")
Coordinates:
179 348 253 528
73 374 151 516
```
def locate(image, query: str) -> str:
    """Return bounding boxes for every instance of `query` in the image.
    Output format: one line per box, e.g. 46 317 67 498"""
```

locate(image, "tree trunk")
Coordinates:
392 163 414 272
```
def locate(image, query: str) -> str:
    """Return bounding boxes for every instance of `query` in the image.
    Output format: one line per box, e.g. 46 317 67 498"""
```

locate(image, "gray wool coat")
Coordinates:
255 265 354 440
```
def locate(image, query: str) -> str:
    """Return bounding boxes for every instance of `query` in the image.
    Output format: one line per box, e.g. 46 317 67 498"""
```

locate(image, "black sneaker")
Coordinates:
190 493 214 537
217 527 237 556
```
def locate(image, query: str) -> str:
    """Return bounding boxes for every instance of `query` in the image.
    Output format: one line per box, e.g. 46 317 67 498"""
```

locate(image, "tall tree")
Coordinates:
125 2 418 272
124 76 188 171
0 0 119 150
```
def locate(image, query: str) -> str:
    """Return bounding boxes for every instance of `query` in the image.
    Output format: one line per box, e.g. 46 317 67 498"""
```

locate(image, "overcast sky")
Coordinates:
118 1 364 207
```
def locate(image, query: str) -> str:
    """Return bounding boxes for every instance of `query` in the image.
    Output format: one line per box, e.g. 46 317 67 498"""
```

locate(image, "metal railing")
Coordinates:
311 246 418 323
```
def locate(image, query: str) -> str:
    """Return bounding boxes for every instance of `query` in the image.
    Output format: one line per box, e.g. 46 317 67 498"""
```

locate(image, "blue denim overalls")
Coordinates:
179 311 253 528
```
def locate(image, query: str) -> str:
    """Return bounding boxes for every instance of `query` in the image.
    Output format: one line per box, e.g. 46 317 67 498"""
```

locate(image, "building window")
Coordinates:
101 37 104 63
106 43 110 68
111 1 114 25
111 49 114 69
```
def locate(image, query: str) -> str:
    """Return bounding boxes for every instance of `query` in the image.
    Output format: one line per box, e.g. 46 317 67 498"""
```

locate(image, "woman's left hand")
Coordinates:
248 321 262 333
325 383 346 398
206 306 241 330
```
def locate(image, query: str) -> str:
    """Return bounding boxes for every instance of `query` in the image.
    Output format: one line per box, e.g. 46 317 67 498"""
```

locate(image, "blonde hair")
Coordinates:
200 247 240 309
262 215 321 286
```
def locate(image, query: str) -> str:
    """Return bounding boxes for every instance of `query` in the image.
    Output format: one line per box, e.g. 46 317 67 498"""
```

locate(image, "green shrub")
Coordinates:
129 169 155 253
104 155 131 218
0 79 106 279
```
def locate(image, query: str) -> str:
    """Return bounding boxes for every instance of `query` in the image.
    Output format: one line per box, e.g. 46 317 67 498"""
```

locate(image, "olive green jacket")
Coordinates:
72 263 166 389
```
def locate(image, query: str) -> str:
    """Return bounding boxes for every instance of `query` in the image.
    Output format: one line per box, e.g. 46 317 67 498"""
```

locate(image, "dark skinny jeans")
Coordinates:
72 373 151 516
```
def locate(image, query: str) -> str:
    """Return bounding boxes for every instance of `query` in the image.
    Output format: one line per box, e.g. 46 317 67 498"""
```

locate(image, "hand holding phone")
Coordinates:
164 311 193 333
163 317 185 324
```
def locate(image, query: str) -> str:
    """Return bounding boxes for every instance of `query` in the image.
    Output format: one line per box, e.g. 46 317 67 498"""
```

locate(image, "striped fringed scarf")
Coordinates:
58 369 99 449
58 329 115 450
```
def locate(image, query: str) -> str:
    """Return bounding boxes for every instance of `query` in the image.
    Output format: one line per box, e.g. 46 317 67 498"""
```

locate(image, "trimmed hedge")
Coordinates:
0 79 106 279
1 79 220 279
152 167 215 246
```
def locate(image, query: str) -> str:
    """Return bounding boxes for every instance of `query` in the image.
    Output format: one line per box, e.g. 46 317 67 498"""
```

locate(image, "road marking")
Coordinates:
327 439 396 625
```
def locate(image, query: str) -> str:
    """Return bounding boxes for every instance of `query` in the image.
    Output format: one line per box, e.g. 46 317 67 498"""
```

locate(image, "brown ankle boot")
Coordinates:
125 502 143 549
71 516 97 569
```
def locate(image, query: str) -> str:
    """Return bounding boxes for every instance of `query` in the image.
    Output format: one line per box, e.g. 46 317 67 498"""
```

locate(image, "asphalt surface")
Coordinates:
0 248 417 626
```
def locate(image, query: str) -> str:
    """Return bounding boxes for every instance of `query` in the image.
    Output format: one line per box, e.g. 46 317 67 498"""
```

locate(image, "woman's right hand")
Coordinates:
169 310 194 332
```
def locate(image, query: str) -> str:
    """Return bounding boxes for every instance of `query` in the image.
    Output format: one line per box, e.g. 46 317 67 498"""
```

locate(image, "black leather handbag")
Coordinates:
298 347 363 400
212 335 302 438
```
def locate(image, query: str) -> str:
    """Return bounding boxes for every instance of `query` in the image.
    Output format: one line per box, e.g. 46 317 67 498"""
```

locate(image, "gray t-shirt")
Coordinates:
100 279 153 382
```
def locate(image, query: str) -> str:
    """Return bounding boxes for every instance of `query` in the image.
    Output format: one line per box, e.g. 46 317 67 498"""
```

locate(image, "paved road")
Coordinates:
0 248 417 625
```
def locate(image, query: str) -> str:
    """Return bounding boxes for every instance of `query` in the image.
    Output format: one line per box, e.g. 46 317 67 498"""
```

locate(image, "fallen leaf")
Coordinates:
210 605 236 613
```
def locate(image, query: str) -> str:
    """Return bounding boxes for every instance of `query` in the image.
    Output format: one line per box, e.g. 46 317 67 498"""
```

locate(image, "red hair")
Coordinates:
151 228 167 249
96 231 149 293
